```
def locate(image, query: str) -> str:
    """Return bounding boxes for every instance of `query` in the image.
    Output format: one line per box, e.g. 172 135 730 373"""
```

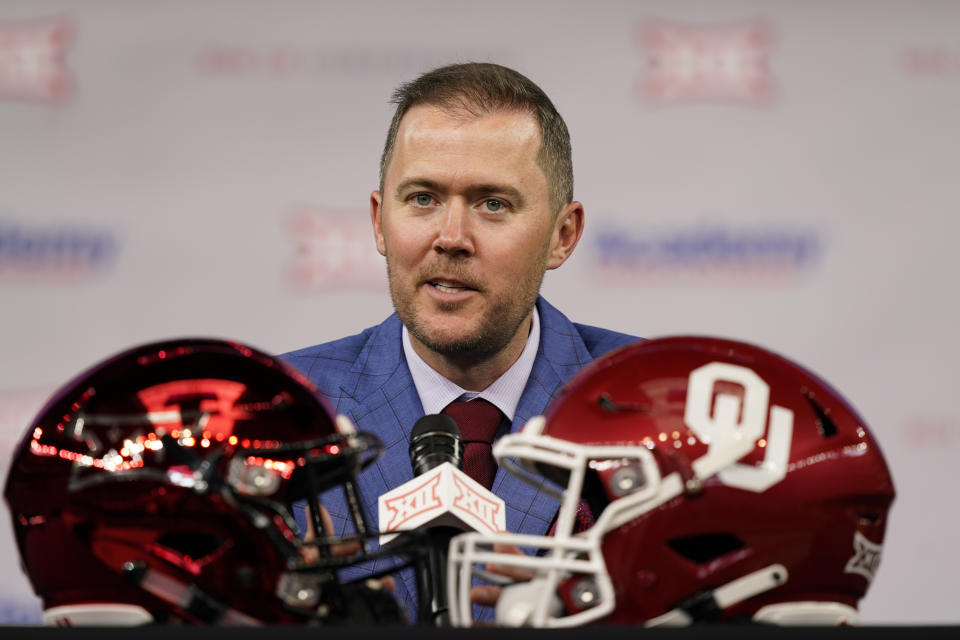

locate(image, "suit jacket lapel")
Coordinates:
491 297 596 535
332 314 423 520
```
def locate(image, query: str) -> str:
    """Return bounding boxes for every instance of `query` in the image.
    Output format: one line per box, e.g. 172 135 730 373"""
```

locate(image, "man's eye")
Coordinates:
484 199 504 212
413 194 433 207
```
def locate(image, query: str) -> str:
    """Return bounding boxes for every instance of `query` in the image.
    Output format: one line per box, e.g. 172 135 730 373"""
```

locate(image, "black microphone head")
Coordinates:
409 414 462 476
410 413 460 440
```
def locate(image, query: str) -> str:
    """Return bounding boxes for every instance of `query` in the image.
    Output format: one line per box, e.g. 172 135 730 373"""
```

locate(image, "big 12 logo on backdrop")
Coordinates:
636 19 778 107
284 204 385 292
0 17 72 103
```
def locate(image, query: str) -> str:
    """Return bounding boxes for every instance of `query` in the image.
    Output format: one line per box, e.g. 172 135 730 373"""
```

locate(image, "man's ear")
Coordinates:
371 190 386 256
546 201 585 270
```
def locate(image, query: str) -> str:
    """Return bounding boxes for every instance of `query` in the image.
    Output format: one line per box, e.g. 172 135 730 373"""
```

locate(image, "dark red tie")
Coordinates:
442 399 503 489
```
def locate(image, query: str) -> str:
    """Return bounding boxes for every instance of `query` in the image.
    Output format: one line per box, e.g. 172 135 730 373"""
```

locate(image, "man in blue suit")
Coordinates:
281 62 638 619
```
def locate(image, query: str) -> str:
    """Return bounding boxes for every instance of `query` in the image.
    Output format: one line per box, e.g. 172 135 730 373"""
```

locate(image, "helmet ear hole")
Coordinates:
155 532 226 563
666 533 746 565
581 469 611 520
803 391 838 438
534 462 571 489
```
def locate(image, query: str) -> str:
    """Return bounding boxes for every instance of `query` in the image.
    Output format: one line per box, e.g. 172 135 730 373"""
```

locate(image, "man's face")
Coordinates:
372 104 580 363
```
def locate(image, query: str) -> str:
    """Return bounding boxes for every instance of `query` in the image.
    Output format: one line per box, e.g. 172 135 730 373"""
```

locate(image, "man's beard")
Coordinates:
387 255 546 363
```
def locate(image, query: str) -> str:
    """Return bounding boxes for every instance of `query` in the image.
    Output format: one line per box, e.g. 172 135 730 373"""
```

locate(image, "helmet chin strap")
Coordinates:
495 576 566 627
645 564 789 627
122 561 262 626
43 603 155 627
752 601 860 625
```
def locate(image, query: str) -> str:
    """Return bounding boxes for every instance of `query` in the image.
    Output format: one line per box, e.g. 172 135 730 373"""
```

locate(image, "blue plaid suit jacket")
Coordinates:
280 296 638 619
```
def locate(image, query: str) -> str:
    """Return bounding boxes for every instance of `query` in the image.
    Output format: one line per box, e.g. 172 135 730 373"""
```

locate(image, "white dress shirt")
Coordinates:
401 307 541 422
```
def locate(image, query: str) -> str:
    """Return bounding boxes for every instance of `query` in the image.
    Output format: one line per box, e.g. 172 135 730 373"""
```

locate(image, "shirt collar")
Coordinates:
402 306 540 421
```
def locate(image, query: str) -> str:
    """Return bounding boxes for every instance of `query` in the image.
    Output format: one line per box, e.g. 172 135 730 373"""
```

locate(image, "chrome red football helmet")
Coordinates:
4 338 399 625
449 336 895 627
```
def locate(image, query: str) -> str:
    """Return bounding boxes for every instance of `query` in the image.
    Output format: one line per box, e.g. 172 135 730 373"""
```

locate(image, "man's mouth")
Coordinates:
428 279 476 294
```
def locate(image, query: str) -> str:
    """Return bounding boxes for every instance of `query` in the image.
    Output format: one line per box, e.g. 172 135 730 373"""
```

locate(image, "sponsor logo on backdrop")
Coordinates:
0 18 72 103
196 46 506 76
589 221 820 283
900 45 960 77
0 220 117 283
284 205 384 292
0 599 42 625
636 19 777 106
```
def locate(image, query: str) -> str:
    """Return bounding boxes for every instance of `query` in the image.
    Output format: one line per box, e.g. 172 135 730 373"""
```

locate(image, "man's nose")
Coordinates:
433 199 474 255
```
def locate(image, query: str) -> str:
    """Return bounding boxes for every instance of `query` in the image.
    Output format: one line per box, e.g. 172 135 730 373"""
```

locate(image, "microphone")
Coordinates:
377 414 506 626
409 414 463 475
409 414 461 626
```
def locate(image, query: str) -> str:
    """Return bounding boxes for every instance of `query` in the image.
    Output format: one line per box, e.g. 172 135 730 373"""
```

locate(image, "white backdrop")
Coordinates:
1 0 958 624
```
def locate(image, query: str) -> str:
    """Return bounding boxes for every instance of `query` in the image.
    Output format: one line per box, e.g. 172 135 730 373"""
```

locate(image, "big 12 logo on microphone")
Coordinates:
378 463 505 547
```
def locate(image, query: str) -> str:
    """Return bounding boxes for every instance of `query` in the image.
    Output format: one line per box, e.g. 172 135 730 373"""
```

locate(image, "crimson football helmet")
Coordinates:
448 337 895 627
4 338 403 626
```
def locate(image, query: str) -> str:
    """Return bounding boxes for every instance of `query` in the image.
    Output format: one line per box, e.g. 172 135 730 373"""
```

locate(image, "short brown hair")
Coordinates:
379 62 574 215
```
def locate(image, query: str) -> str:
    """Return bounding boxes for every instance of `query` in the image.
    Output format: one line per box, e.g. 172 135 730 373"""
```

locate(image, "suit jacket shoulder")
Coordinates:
281 315 407 412
535 296 639 362
574 322 639 359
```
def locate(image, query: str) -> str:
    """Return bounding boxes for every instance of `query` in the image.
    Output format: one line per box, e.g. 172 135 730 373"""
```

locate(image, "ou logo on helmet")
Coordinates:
683 362 794 492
